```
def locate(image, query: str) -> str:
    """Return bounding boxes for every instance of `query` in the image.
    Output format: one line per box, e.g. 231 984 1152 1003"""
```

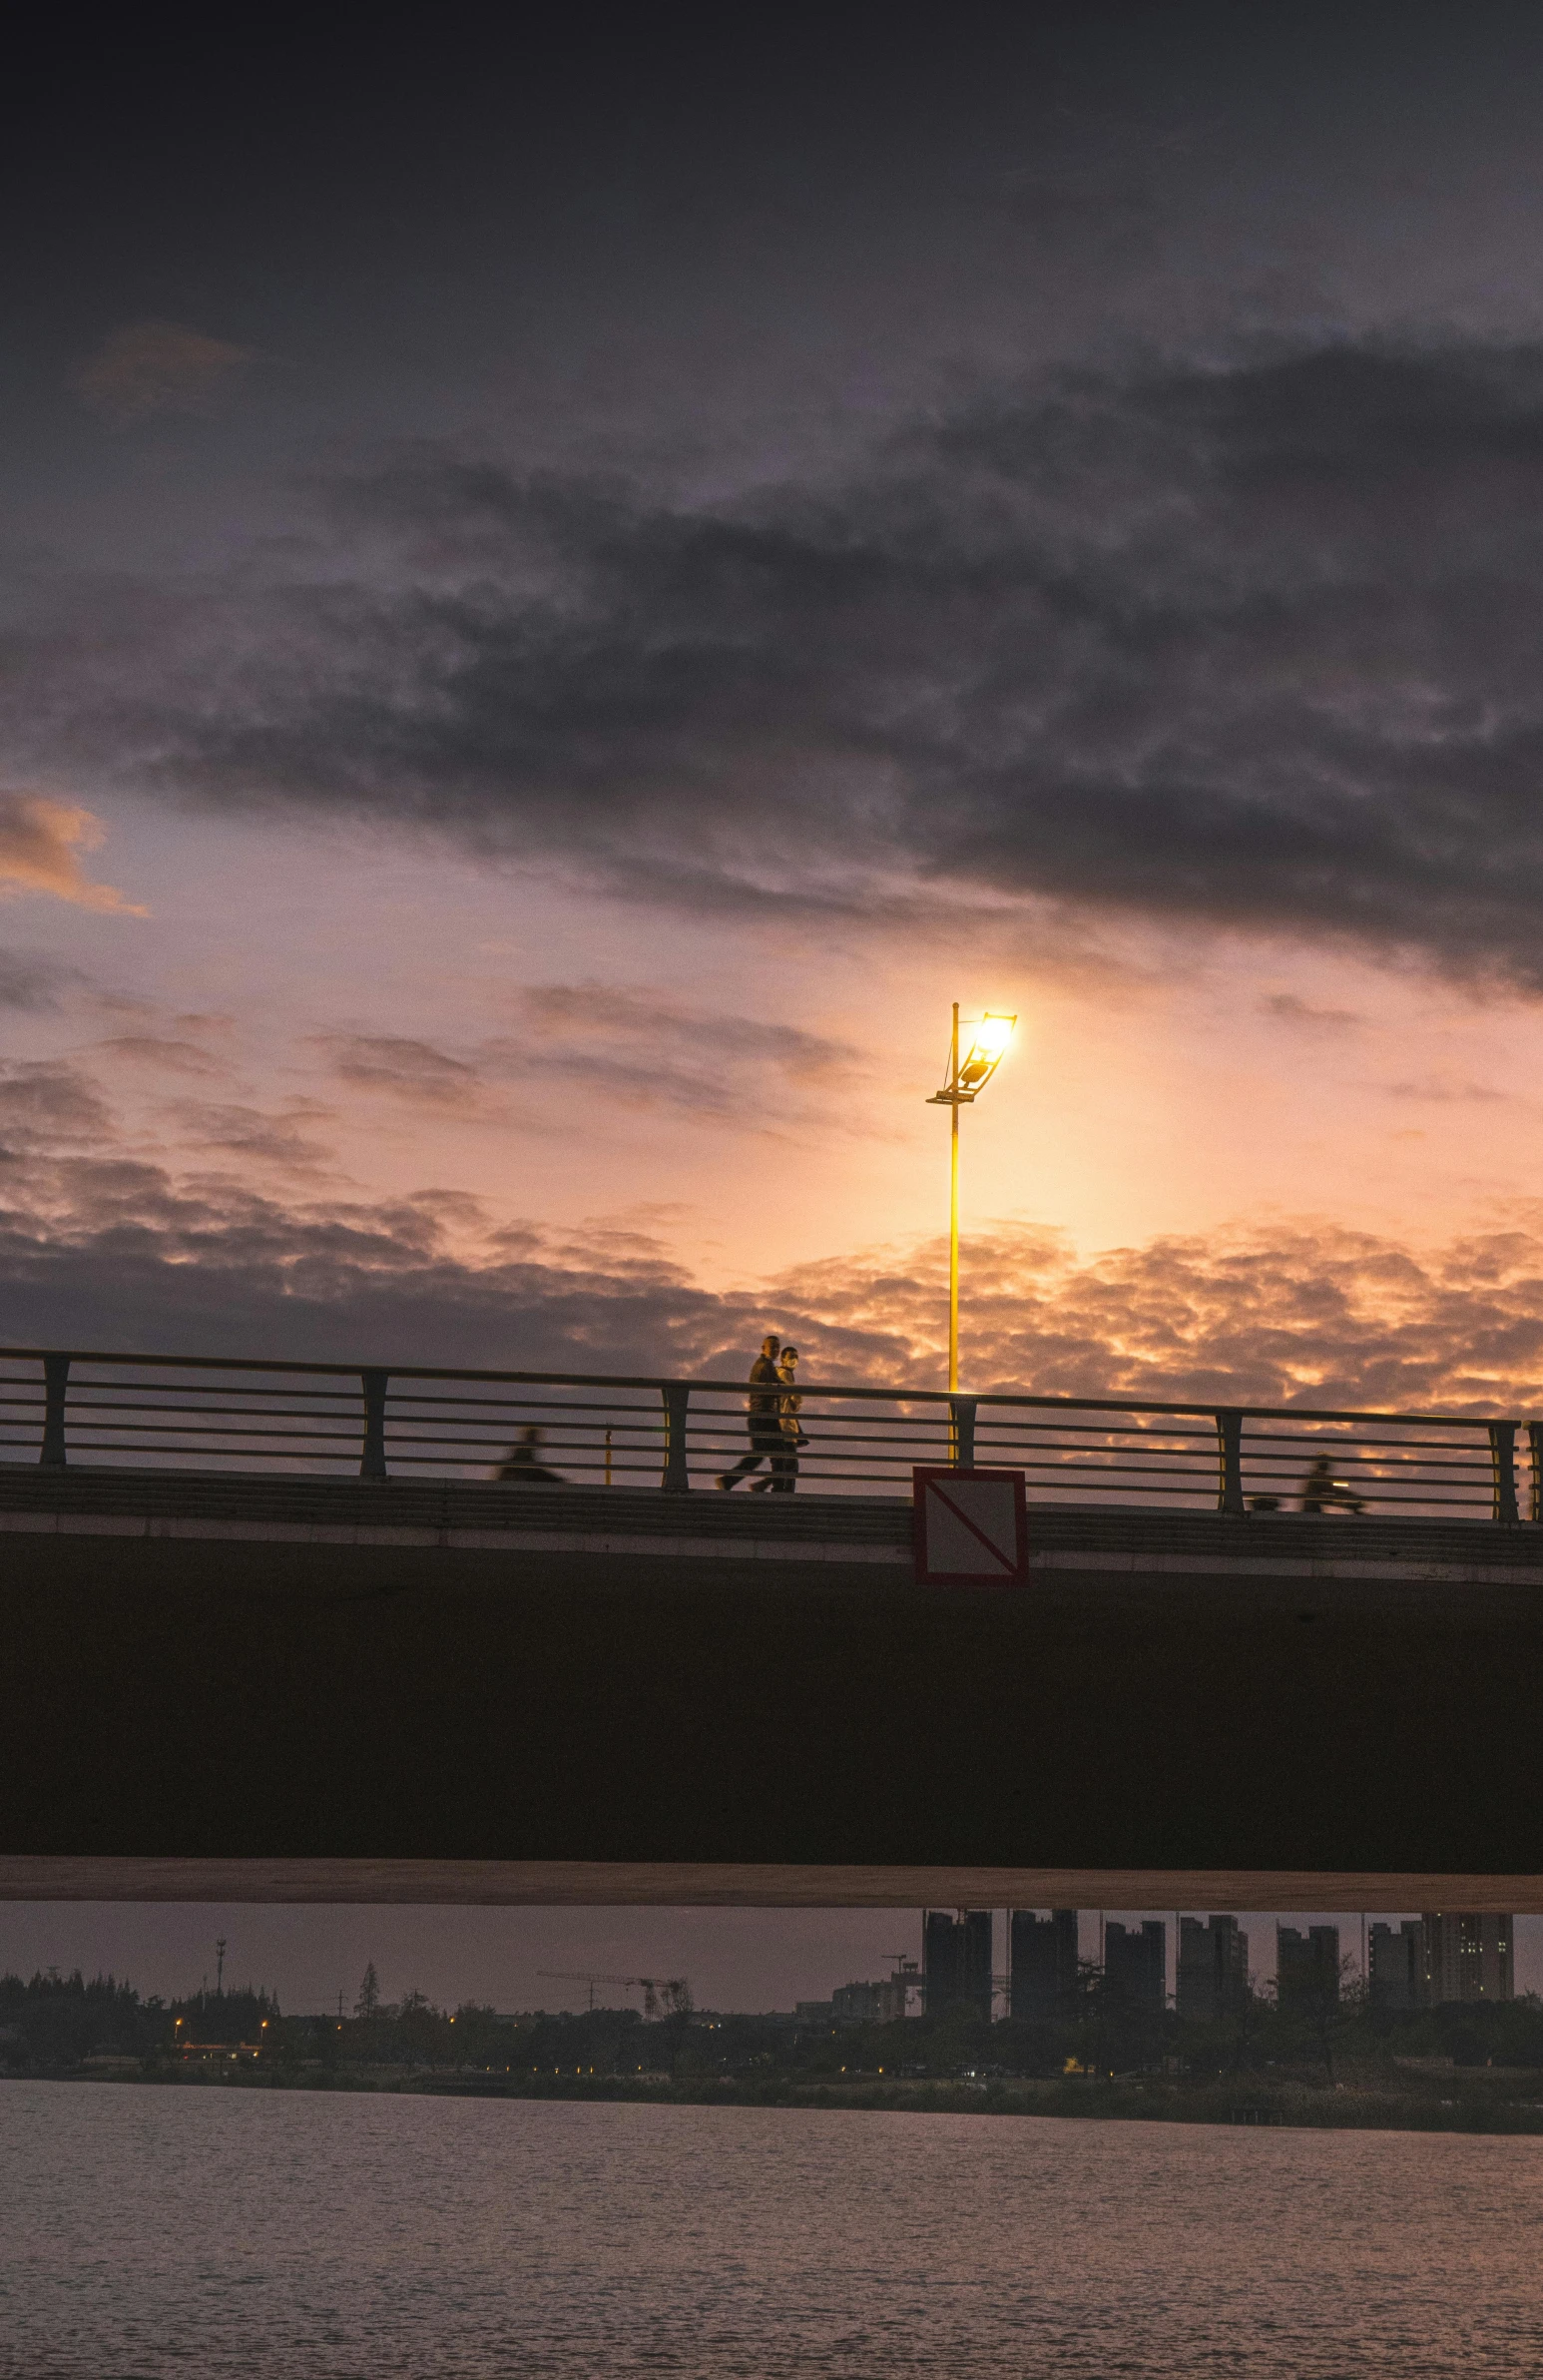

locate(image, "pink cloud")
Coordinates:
0 796 144 914
764 1220 1543 1413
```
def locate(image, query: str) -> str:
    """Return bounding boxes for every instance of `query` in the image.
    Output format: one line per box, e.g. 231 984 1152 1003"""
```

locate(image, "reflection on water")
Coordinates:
3 2082 1543 2375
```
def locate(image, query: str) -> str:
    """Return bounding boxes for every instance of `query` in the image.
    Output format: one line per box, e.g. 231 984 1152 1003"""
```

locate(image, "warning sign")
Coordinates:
912 1467 1029 1586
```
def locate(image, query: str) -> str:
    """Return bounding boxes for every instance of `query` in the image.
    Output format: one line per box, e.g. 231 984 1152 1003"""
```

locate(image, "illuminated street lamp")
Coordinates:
927 1004 1016 1392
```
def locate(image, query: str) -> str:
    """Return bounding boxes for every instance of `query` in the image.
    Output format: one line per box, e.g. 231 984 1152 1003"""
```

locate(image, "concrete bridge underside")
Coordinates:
3 1468 1543 1910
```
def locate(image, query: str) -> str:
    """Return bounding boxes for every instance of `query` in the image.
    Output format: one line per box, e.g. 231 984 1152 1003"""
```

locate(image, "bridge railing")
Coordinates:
0 1347 1534 1518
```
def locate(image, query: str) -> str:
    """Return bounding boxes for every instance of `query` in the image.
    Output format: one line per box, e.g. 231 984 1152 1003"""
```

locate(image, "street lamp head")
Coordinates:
958 1012 1015 1091
931 1010 1016 1103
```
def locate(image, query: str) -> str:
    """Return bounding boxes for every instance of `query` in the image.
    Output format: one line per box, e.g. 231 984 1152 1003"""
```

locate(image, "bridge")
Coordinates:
1 1345 1541 1914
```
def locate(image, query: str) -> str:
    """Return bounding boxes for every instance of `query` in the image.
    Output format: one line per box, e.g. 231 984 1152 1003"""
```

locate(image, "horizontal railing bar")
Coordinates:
60 1380 370 1403
26 1442 1508 1490
384 1435 661 1452
701 1413 957 1428
52 1451 364 1467
37 1446 1500 1505
1245 1442 1493 1458
56 1400 358 1423
33 1418 1504 1457
62 1418 371 1437
1246 1455 1492 1468
975 1421 1222 1440
400 1424 673 1443
1248 1457 1485 1476
0 1343 1525 1428
63 1403 367 1426
45 1400 1503 1463
1244 1464 1491 1480
1242 1433 1498 1454
1255 1499 1485 1509
383 1447 662 1466
384 1394 667 1416
64 1415 358 1433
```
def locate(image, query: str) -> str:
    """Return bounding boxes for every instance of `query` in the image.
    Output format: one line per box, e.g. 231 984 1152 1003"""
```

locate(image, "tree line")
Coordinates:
5 1960 1543 2085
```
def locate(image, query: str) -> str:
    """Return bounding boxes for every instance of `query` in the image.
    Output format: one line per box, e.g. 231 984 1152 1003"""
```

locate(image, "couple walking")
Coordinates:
717 1334 807 1492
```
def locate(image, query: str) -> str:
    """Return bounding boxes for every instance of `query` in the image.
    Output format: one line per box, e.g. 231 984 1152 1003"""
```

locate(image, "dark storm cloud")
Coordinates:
312 994 853 1125
0 1152 731 1374
94 1034 229 1078
169 1101 338 1180
0 952 79 1010
1259 993 1361 1031
19 336 1543 982
505 987 852 1118
0 1060 115 1150
317 1035 486 1113
520 985 842 1080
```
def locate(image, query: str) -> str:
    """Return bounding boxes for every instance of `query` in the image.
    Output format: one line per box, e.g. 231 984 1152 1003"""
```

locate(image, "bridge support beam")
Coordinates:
4 1480 1543 1887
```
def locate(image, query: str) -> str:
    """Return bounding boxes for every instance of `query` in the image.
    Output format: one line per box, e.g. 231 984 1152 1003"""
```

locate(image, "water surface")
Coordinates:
3 2082 1542 2374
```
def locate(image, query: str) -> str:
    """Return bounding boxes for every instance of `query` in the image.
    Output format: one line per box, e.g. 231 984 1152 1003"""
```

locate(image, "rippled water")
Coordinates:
4 2082 1543 2374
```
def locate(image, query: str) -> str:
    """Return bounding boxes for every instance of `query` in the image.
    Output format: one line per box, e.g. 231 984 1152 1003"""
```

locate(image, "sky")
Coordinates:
7 5 1543 1400
9 6 1543 1990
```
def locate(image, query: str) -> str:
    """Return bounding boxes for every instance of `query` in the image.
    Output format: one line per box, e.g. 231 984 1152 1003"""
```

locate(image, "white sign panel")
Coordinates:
912 1467 1029 1586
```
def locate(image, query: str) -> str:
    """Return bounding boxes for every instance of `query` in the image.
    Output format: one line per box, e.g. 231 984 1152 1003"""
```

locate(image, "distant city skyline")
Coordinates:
6 1904 1540 2016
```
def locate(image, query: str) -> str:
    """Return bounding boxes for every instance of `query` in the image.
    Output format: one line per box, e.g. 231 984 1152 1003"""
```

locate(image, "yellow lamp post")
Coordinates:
927 1004 1016 1392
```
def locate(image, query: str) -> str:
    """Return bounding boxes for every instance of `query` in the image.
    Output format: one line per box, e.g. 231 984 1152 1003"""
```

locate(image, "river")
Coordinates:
3 2082 1542 2374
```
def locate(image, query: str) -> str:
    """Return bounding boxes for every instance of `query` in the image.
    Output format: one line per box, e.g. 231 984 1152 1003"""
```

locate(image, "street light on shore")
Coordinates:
927 1004 1016 1392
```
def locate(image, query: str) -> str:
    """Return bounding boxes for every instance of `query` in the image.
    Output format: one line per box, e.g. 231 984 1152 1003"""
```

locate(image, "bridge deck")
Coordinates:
4 1465 1542 1894
0 1465 1539 1601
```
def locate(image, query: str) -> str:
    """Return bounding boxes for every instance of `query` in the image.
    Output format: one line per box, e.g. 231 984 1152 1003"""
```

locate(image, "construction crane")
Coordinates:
537 1970 692 2019
883 1955 922 2008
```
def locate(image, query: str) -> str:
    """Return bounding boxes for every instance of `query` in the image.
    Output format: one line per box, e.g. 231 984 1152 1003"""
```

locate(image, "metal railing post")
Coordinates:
359 1370 389 1482
1490 1420 1519 1523
40 1353 70 1468
1216 1409 1245 1516
949 1395 976 1470
661 1384 691 1491
1530 1423 1543 1522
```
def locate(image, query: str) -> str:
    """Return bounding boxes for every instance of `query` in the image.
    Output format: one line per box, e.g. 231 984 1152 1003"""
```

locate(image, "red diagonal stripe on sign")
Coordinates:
927 1481 1016 1571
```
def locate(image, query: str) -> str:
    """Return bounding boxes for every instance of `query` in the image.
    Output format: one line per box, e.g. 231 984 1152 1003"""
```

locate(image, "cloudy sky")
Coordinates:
9 0 1543 1407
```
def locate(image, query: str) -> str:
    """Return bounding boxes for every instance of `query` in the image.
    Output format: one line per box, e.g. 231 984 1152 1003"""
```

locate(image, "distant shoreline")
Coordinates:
8 2066 1543 2135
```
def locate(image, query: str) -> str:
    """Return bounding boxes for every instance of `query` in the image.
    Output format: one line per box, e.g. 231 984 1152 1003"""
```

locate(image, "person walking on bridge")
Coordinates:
754 1343 808 1493
717 1336 784 1489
